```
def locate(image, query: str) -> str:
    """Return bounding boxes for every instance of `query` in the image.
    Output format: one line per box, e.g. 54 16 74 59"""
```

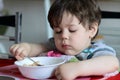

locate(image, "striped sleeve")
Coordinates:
92 41 116 58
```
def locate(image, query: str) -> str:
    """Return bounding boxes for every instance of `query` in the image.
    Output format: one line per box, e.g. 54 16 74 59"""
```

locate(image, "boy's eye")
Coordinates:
54 28 62 34
55 31 62 34
69 30 76 32
54 30 77 34
69 30 77 32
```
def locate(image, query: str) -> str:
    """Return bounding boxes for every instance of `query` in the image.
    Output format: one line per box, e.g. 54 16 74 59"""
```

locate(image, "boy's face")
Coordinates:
53 12 97 55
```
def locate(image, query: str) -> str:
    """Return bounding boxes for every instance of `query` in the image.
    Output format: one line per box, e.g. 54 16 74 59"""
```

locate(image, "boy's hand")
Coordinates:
55 62 79 80
9 43 31 60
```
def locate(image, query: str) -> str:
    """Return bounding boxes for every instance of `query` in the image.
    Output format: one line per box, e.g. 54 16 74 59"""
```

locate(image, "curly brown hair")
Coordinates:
48 0 101 39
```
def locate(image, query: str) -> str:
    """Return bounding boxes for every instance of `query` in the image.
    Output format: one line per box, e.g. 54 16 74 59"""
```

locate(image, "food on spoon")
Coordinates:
23 61 43 66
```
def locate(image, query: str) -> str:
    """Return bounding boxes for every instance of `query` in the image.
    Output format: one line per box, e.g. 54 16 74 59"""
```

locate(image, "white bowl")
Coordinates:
14 57 66 79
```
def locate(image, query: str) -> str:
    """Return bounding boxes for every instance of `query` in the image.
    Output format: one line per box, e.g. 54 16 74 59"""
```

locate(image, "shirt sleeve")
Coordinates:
92 41 116 58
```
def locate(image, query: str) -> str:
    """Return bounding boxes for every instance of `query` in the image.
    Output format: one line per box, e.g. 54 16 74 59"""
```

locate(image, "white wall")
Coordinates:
98 1 120 58
4 0 48 43
1 0 51 53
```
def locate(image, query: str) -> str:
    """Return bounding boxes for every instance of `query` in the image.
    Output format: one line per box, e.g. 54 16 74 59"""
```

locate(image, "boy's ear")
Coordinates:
89 22 98 38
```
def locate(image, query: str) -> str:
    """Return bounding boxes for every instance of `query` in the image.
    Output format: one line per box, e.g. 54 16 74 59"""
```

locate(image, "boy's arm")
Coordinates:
57 55 119 80
29 38 56 56
77 56 119 76
29 43 49 57
9 42 49 60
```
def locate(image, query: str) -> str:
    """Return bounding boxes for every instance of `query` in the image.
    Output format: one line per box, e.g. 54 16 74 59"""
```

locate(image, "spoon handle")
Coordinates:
27 57 42 66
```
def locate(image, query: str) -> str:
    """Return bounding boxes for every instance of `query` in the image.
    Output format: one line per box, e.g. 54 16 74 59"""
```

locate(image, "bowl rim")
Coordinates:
14 56 66 68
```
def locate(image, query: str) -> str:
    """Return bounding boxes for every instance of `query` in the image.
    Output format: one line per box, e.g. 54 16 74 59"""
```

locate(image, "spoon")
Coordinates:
27 57 42 66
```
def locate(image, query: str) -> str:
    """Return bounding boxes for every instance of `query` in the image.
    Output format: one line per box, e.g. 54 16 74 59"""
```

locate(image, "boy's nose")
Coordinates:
61 31 69 40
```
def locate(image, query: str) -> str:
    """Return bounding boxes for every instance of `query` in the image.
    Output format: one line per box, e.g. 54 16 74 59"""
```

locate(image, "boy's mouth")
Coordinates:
62 44 71 49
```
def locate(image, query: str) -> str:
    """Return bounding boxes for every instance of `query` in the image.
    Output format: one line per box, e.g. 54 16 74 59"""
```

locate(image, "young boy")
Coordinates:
10 0 119 80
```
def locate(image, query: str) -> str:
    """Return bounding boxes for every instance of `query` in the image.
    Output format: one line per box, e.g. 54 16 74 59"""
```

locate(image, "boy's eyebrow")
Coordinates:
68 23 80 26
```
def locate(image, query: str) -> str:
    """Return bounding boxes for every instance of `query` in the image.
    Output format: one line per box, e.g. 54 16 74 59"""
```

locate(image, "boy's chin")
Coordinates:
63 50 77 56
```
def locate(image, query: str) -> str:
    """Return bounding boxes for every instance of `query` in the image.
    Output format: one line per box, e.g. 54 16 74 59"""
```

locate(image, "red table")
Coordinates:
0 58 16 67
0 59 120 80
